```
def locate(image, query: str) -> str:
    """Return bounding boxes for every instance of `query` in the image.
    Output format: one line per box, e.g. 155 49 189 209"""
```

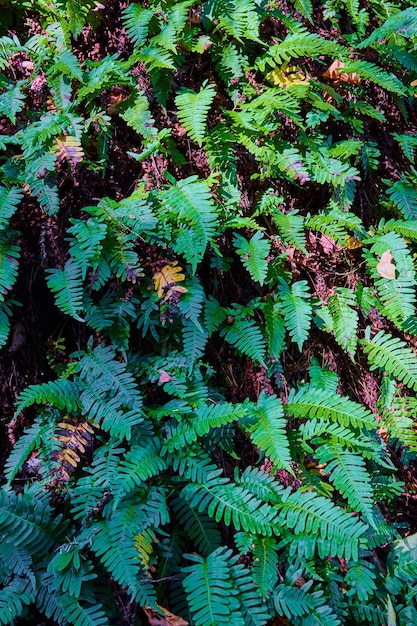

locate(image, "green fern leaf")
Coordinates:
183 547 241 625
341 60 405 94
181 479 280 536
286 384 378 429
175 81 216 146
277 490 368 560
279 279 312 350
237 532 279 597
0 233 20 303
294 0 313 21
315 443 376 524
327 287 359 357
0 80 25 124
393 133 417 162
245 392 292 471
361 330 417 391
120 89 157 140
46 259 84 322
0 578 35 626
91 503 157 606
264 298 286 360
381 396 417 451
220 317 267 367
122 5 154 47
272 208 307 253
161 175 219 270
182 321 208 369
233 231 271 285
59 596 109 626
364 231 416 324
172 496 222 556
386 179 417 219
256 32 345 70
359 7 417 47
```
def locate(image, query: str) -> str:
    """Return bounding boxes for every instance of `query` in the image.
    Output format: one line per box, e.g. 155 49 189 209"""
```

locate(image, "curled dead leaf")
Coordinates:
323 60 361 86
376 250 396 280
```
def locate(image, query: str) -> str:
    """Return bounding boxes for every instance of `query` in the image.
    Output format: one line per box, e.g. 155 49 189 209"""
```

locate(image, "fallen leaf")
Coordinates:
323 60 361 86
158 370 171 383
376 250 396 280
143 605 188 626
153 261 188 299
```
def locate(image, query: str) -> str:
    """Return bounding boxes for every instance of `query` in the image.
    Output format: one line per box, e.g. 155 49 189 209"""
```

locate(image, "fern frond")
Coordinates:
181 478 280 536
345 559 378 603
220 317 267 367
68 217 107 280
272 208 307 253
307 209 363 246
278 279 312 351
0 233 20 303
256 32 345 70
238 533 279 596
273 579 340 625
277 490 368 560
361 330 417 392
0 577 35 626
121 4 154 47
359 7 417 46
364 231 416 324
117 440 168 499
0 80 25 124
182 547 241 625
315 443 376 524
264 298 286 360
339 60 406 94
59 596 109 626
45 259 84 322
233 231 271 286
164 402 246 452
245 392 292 471
160 175 219 271
14 378 81 416
381 396 417 451
175 81 216 146
91 504 157 606
327 287 359 357
286 384 378 429
386 179 417 219
393 133 417 162
294 0 313 21
172 496 222 556
77 344 142 411
120 89 157 140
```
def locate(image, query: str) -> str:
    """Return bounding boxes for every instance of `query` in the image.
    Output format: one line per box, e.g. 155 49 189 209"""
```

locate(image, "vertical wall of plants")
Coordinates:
1 0 417 624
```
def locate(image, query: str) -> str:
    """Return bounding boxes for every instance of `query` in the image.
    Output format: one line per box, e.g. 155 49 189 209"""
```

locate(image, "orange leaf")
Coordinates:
323 60 361 86
153 261 187 299
143 605 188 626
376 250 396 280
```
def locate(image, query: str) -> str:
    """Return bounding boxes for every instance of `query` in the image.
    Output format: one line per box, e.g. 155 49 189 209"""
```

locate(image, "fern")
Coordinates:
220 316 267 367
0 233 20 302
160 175 219 271
286 384 378 429
364 231 416 325
327 287 359 357
278 279 312 350
256 32 346 71
121 4 154 47
0 578 35 626
45 259 84 322
315 443 376 524
386 178 417 219
244 392 292 471
233 231 271 285
361 330 417 392
175 81 216 146
182 548 242 625
277 490 368 560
